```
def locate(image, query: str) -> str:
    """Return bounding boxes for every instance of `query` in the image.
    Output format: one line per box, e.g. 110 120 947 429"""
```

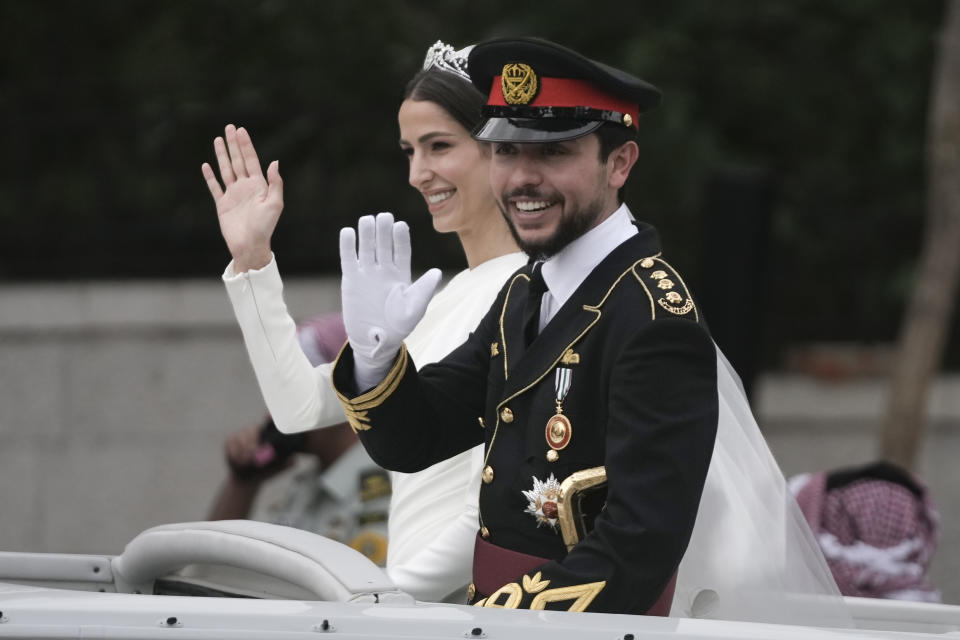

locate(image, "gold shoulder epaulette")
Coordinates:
633 256 699 322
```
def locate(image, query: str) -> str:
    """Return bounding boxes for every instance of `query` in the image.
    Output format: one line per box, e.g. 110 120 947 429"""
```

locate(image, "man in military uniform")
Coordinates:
332 37 718 614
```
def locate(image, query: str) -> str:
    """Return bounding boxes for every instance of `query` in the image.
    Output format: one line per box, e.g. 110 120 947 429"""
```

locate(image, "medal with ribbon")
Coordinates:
545 367 573 461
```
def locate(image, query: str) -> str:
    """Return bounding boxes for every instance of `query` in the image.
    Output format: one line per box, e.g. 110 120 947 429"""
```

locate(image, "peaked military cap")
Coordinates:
468 37 662 143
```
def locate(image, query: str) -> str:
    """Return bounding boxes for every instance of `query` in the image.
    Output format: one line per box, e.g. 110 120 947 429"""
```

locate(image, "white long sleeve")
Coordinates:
223 255 346 433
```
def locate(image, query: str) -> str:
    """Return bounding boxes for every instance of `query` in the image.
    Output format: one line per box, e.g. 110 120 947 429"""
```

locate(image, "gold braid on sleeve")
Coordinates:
332 343 410 433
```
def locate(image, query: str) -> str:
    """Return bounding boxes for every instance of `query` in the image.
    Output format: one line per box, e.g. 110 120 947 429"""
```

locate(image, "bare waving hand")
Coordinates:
201 124 283 272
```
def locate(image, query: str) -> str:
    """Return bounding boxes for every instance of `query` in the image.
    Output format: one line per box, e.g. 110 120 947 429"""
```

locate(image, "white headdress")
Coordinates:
421 40 474 83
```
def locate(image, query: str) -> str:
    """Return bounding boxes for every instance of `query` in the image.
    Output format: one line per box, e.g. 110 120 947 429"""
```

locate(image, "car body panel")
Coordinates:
0 521 957 640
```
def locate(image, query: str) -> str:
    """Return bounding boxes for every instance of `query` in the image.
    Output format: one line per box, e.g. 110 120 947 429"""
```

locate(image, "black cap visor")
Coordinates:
472 117 603 143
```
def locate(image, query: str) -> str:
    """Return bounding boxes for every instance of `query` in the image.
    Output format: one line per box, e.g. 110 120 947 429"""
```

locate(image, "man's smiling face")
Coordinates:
489 134 620 260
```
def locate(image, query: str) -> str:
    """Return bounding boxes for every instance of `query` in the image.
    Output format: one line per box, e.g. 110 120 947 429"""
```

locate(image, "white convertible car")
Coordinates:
0 519 957 639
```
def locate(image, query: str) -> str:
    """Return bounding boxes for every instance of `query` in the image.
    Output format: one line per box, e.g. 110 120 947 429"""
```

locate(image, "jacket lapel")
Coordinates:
498 271 533 377
501 225 661 399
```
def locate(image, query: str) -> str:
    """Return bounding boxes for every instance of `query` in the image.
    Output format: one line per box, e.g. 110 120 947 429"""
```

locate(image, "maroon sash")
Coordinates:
472 534 676 615
473 534 549 598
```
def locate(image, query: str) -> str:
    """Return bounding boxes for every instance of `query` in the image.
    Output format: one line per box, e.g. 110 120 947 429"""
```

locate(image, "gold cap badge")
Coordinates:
501 63 539 105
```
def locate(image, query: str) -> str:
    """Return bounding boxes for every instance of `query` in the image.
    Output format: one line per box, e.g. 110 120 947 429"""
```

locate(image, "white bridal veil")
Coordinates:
671 346 851 627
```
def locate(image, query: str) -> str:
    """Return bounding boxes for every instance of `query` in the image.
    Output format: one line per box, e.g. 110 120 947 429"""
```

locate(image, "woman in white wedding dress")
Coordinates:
200 41 525 603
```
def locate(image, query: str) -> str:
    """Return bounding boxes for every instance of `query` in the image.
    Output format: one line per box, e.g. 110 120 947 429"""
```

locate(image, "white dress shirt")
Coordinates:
537 203 638 328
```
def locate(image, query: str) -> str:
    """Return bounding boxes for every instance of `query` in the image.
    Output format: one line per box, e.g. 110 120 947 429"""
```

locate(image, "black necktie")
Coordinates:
523 263 547 346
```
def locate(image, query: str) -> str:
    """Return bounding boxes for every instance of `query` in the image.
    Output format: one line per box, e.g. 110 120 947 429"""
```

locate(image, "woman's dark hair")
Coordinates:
403 69 486 132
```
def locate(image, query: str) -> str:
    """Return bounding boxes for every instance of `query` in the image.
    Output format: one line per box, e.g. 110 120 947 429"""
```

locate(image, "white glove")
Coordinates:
339 212 441 390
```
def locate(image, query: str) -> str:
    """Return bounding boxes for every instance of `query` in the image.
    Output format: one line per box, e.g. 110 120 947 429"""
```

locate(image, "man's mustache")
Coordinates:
503 186 558 200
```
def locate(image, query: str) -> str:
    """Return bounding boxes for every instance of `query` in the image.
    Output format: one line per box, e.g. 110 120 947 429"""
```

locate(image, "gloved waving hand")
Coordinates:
339 212 441 390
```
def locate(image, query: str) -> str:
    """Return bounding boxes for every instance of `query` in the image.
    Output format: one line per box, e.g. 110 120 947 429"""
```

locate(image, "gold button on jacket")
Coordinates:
500 407 514 423
482 465 495 483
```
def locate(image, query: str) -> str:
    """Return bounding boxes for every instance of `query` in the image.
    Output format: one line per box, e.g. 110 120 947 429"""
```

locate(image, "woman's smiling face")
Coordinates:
398 98 494 236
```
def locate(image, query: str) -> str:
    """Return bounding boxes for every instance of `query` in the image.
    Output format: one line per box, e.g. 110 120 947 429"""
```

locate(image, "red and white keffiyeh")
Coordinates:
790 462 940 602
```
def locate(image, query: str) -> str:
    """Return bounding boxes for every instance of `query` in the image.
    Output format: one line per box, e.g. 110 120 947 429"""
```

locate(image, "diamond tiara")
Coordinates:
422 40 474 83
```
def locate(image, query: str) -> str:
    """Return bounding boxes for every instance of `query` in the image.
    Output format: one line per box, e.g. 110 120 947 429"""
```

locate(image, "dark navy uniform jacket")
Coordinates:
333 222 718 614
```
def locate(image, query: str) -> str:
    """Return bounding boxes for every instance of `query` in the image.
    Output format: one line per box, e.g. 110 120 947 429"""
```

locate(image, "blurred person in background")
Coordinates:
207 313 392 566
790 461 941 602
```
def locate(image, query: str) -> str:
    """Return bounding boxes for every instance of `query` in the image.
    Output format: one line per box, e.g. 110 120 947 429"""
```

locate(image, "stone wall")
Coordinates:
0 277 340 554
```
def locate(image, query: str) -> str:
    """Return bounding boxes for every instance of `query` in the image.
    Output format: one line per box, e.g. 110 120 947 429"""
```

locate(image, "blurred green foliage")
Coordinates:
0 0 950 364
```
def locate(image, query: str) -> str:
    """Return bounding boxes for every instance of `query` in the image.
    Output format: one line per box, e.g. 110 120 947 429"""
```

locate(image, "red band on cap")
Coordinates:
490 76 639 129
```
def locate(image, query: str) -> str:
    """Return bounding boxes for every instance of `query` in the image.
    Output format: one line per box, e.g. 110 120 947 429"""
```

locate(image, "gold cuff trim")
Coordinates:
332 343 409 433
529 580 605 612
477 575 606 612
522 572 550 594
483 581 524 608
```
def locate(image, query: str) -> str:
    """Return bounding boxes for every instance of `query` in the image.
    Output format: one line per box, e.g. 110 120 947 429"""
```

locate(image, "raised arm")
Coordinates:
204 125 341 432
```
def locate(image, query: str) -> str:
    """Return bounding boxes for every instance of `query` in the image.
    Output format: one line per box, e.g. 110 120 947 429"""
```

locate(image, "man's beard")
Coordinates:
498 189 608 261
